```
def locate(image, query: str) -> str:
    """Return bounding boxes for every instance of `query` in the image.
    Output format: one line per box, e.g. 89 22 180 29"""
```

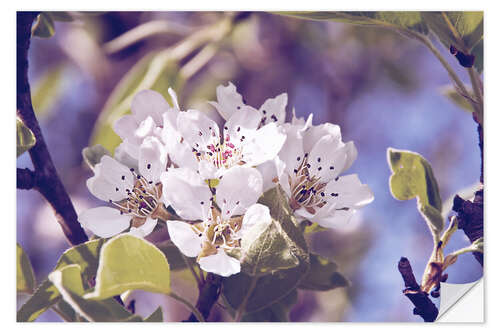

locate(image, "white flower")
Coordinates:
162 166 269 277
175 106 286 179
78 137 168 238
113 88 181 159
278 114 374 229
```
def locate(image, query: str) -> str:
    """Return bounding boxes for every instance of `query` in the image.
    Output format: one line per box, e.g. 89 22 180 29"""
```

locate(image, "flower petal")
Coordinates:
167 220 202 257
256 158 280 192
223 107 261 149
210 82 253 121
258 93 287 126
138 136 168 184
303 122 342 153
176 109 221 155
324 174 374 208
216 166 263 219
278 124 306 176
240 203 272 236
87 156 134 201
242 123 286 167
129 217 157 238
131 89 170 125
113 115 139 143
161 168 212 221
114 142 139 170
314 208 356 229
307 135 348 182
198 250 240 277
78 207 130 238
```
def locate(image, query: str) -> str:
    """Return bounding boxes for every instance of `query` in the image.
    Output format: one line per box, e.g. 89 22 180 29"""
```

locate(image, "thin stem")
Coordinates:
467 67 484 124
168 291 205 322
182 255 202 287
234 276 258 322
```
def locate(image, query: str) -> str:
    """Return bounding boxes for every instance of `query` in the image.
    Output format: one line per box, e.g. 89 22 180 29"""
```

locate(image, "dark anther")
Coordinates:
115 187 119 191
147 163 151 169
121 175 125 180
330 166 334 170
262 110 266 114
318 167 322 171
237 106 241 110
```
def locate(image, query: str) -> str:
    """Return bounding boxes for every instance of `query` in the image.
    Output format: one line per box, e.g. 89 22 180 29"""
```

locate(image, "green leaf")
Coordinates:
238 217 300 276
298 254 349 291
144 307 163 322
16 117 36 157
32 13 55 38
471 39 483 73
303 222 328 234
241 289 298 322
90 50 182 153
85 234 171 300
82 144 111 171
440 84 474 113
49 265 141 322
31 64 66 119
17 244 36 294
279 11 428 35
223 183 310 315
421 12 483 53
17 239 105 322
387 148 444 239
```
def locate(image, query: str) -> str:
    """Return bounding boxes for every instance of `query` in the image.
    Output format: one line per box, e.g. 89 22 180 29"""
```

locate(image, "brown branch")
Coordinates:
17 167 36 190
184 273 222 322
17 12 88 246
398 257 439 322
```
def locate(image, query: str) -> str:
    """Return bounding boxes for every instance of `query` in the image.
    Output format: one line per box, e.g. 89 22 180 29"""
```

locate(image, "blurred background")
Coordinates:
16 11 483 322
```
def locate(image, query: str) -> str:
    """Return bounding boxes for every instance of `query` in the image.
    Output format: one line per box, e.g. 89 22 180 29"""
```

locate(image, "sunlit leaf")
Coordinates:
85 234 171 300
17 244 36 294
32 13 55 38
82 144 111 171
17 239 105 322
387 148 444 239
49 265 141 322
16 117 36 157
298 254 349 291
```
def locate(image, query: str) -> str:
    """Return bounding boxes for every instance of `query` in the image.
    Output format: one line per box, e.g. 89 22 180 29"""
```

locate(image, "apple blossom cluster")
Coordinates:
78 83 374 277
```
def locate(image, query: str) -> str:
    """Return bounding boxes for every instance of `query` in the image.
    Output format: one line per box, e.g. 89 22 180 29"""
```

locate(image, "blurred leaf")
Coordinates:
32 13 55 38
47 12 74 22
49 265 141 322
17 239 105 322
85 235 171 300
241 289 298 322
156 240 191 271
82 144 111 171
280 12 428 35
31 65 65 119
17 244 36 294
298 254 349 291
440 84 474 113
16 117 36 157
144 307 163 322
421 12 482 53
91 50 183 153
387 148 444 240
472 39 483 73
